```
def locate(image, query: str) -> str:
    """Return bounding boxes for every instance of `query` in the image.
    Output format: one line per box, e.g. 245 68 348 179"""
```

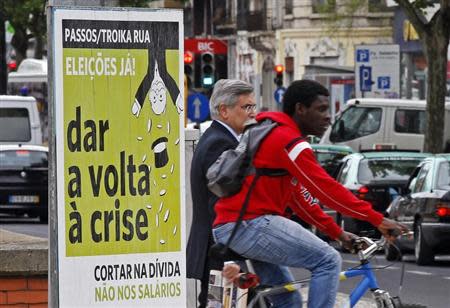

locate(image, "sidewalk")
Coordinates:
0 228 48 275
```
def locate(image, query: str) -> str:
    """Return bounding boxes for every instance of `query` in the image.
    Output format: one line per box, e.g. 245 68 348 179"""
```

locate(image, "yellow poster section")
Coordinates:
63 48 181 256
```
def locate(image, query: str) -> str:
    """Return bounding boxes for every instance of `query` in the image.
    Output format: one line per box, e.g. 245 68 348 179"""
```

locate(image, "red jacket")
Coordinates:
213 112 384 239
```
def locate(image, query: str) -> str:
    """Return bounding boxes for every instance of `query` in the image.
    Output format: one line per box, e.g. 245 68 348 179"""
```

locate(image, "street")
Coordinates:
0 214 47 238
291 249 450 308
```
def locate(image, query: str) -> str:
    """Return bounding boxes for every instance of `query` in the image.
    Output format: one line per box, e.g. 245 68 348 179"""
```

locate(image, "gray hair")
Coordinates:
209 79 254 120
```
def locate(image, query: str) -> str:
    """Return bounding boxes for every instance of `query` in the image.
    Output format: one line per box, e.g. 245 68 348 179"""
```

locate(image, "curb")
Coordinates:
0 229 48 276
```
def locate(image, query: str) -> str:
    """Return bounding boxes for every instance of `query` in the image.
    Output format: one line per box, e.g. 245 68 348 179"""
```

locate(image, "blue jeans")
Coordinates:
213 215 342 308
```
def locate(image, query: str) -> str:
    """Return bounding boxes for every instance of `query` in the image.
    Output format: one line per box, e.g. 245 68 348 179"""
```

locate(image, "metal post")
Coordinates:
46 1 58 306
0 8 7 94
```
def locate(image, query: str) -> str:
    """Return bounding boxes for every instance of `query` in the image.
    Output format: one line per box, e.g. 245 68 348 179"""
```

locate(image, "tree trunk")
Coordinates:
423 18 450 153
10 28 28 67
34 35 44 59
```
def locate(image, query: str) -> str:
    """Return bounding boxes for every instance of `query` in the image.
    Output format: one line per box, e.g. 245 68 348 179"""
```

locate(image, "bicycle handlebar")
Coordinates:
353 231 414 261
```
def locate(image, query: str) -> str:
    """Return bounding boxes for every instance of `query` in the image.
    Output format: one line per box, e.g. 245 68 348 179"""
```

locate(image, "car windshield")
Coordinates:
0 108 31 142
436 161 450 190
358 157 422 183
330 106 382 142
315 151 349 177
0 149 47 168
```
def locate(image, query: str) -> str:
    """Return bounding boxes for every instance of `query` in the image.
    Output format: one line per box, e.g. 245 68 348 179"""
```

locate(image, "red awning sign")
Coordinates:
185 38 227 55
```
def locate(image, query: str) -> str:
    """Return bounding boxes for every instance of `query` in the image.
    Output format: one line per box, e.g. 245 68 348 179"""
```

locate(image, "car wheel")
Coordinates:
414 223 434 265
384 242 401 261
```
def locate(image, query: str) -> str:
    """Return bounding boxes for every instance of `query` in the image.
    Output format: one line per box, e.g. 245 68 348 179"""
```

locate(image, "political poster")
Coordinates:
51 8 185 307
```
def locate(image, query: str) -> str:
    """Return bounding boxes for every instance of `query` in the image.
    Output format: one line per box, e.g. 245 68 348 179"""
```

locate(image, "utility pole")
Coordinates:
0 7 7 94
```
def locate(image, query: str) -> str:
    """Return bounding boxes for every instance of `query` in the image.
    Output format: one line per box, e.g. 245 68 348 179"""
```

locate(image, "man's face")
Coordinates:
219 93 256 134
297 95 331 137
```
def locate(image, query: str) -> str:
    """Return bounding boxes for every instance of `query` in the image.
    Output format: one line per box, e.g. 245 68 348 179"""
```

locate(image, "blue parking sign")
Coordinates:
378 76 390 89
356 49 370 62
359 65 373 92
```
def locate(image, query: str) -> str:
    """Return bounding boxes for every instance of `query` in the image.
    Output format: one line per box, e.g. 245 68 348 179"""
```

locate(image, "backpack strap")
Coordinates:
220 170 261 256
256 168 288 177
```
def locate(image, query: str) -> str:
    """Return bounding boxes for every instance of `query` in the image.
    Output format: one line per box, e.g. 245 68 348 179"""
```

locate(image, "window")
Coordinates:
249 0 263 13
285 0 293 14
436 161 450 190
0 150 48 168
0 108 31 142
368 0 392 13
357 157 423 184
412 163 432 193
330 106 382 142
394 109 425 134
312 0 336 14
336 159 352 184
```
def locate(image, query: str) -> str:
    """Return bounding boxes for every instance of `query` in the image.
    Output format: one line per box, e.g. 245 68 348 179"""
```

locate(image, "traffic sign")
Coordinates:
274 87 286 104
355 44 400 98
187 93 210 122
378 76 390 89
356 49 370 62
359 65 373 92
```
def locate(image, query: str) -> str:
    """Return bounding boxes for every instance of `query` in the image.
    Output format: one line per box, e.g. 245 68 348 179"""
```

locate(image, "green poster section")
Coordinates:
63 48 181 256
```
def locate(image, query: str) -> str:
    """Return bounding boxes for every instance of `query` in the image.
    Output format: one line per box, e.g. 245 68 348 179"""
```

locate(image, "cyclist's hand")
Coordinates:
377 217 409 243
338 231 358 251
222 262 241 282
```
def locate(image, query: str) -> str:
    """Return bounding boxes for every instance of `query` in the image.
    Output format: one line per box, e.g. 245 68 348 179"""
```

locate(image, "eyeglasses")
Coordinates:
240 104 257 113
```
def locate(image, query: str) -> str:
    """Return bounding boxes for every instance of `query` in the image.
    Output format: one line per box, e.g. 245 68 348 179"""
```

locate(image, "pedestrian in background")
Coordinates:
186 79 257 307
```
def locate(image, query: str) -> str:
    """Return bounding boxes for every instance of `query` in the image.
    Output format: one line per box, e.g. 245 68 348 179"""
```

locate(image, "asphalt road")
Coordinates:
0 214 48 238
290 250 450 308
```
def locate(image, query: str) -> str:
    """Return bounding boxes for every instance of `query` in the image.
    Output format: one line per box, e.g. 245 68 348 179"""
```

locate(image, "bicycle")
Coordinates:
232 236 426 308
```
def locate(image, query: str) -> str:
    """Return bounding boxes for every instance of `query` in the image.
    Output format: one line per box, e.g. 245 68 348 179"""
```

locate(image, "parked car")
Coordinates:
334 151 430 238
320 98 450 152
385 154 450 265
311 144 353 178
0 144 48 222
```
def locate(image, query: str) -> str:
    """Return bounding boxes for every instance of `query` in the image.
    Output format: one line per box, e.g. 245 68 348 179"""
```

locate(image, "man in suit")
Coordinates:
186 79 257 308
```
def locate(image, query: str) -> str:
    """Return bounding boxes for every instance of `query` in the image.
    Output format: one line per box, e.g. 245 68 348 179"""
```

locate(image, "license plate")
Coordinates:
9 195 40 203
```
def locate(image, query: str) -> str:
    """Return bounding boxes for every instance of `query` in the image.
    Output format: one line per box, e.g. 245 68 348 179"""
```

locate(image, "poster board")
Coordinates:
51 7 185 307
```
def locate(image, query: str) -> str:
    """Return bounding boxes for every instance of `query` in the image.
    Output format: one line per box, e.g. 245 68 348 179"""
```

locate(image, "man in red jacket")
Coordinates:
212 80 408 308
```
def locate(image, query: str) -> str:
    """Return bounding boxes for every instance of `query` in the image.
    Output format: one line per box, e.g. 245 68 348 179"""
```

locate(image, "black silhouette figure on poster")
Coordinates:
131 22 183 117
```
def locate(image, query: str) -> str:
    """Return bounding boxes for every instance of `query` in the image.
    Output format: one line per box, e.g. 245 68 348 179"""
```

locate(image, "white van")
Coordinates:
8 58 48 143
320 98 450 152
0 95 43 145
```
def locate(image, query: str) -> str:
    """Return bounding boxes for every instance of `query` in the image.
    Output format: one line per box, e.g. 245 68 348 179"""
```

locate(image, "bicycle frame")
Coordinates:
247 260 381 308
340 262 380 307
246 237 394 308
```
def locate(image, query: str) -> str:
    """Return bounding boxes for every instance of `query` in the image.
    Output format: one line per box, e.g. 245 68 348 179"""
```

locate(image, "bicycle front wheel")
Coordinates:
390 296 427 308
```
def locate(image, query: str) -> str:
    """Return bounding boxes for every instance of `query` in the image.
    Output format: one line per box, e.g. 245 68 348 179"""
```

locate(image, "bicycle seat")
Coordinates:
209 243 247 261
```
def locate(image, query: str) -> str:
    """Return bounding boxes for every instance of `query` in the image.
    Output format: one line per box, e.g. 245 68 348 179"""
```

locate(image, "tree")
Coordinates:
1 0 47 66
394 0 449 153
1 0 153 67
322 0 449 153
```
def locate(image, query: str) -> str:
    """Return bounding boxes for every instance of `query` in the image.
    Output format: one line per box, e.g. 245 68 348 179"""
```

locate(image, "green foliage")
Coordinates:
119 0 151 7
411 0 437 10
314 0 337 14
1 0 47 62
